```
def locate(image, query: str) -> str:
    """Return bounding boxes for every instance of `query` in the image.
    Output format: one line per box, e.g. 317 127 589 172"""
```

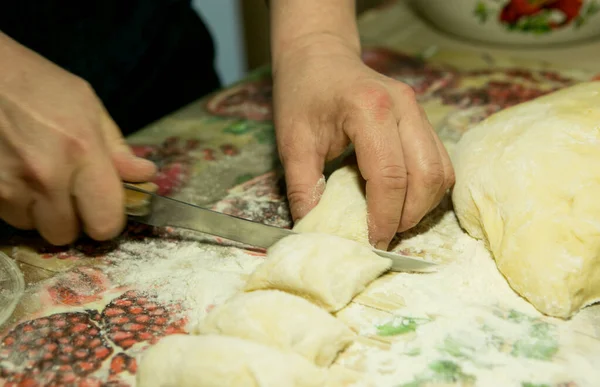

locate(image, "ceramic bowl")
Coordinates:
412 0 600 46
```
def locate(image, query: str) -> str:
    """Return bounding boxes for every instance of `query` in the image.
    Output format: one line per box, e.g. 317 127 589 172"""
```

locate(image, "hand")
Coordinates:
0 34 156 245
273 36 455 249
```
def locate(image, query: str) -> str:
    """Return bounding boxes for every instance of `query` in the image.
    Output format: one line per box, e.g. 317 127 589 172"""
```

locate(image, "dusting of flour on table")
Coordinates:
105 237 263 330
341 213 600 387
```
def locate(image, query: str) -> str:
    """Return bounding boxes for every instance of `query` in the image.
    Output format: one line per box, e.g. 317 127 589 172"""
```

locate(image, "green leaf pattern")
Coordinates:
378 309 562 386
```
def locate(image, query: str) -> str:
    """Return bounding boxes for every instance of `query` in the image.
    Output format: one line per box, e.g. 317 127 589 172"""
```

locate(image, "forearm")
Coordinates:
269 0 360 69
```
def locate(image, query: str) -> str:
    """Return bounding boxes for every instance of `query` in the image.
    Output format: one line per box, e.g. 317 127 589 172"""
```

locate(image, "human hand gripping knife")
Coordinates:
123 183 437 273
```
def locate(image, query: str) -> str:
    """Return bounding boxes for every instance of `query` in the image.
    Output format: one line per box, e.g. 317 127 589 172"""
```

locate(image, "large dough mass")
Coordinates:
452 81 600 318
193 289 355 366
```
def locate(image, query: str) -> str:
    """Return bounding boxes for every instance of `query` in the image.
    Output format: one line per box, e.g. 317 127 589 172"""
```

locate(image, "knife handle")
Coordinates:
124 182 158 216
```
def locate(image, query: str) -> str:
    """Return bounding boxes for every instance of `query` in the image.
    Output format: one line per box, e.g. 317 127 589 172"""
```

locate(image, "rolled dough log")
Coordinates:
244 233 391 312
452 81 600 318
192 289 355 366
136 334 327 387
293 165 369 245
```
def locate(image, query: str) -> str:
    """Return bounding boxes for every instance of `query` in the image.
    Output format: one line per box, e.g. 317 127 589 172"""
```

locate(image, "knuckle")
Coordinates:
286 185 311 210
395 82 417 101
351 85 394 121
276 127 304 162
63 133 92 160
22 160 55 191
377 164 408 191
417 163 445 190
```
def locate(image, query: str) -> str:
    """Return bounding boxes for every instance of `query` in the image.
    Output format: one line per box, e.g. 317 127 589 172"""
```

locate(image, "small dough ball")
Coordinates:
452 81 600 318
293 165 369 245
136 334 327 387
245 233 391 312
193 289 355 366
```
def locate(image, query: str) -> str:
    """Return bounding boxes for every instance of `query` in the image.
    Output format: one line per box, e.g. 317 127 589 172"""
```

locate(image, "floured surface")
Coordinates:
451 82 600 318
333 204 600 387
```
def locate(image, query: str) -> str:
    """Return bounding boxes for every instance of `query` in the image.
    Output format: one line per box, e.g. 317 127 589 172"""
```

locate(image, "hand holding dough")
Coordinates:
245 233 391 312
193 290 355 366
452 81 600 318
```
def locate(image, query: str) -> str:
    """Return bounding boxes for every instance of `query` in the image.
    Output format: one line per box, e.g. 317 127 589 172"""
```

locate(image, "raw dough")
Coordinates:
244 233 392 312
137 334 360 387
293 165 369 245
136 334 326 387
193 289 355 366
452 81 600 318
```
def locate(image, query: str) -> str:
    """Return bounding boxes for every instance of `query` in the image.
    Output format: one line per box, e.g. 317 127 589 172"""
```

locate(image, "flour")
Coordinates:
105 235 263 330
340 217 600 387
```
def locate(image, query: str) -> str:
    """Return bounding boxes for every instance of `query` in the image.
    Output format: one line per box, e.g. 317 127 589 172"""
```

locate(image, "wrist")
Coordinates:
269 0 361 71
271 31 361 74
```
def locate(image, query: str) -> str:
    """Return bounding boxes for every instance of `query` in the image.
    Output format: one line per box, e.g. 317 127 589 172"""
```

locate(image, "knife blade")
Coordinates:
123 183 437 273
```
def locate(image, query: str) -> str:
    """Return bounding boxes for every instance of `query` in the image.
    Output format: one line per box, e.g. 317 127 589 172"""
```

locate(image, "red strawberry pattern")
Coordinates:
101 291 186 350
0 291 185 386
0 312 113 386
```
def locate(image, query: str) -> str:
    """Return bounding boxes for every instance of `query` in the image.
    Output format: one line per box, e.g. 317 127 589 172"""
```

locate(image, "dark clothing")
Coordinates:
1 0 221 134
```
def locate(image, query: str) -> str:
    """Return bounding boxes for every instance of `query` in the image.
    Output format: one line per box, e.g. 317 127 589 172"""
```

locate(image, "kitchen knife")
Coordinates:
123 183 437 273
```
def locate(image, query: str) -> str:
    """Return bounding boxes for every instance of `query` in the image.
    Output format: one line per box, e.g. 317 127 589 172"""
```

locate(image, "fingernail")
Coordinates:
375 240 389 251
133 156 156 168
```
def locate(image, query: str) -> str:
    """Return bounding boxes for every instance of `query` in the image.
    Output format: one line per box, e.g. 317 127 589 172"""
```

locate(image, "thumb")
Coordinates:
101 114 157 183
280 143 326 222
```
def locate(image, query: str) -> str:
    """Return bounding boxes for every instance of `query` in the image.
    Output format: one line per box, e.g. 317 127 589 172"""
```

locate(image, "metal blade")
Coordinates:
124 183 437 272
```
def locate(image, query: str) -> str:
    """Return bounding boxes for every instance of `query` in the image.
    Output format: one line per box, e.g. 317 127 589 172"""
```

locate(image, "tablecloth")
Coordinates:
1 1 600 386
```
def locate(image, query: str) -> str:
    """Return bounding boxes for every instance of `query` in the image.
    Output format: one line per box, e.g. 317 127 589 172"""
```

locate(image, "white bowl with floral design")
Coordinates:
412 0 600 46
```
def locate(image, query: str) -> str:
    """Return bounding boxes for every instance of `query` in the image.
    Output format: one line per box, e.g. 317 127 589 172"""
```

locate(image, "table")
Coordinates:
2 1 600 386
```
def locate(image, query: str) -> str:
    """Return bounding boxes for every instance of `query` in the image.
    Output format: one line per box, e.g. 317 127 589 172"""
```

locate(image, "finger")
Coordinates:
0 192 34 231
428 123 455 211
112 151 157 183
346 102 407 250
101 114 157 182
396 106 445 233
426 125 454 212
0 202 34 230
277 125 326 222
31 187 79 246
72 148 126 241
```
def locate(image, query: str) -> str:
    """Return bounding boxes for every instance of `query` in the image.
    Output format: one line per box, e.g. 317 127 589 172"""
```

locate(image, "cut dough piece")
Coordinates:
452 81 600 318
137 334 359 387
136 334 327 387
193 289 355 366
293 165 369 245
245 233 392 312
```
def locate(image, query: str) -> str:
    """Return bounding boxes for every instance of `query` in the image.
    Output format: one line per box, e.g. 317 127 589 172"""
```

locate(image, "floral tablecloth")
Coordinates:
2 3 600 386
